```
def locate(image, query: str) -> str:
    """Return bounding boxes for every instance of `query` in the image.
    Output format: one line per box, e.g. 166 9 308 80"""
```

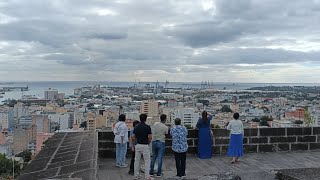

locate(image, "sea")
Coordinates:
0 81 319 104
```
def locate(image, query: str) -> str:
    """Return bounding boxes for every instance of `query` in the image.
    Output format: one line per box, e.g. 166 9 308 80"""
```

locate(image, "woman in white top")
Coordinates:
227 113 244 163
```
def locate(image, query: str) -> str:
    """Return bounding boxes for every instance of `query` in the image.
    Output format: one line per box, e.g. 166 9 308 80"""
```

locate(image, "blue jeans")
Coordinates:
116 143 127 166
150 141 165 176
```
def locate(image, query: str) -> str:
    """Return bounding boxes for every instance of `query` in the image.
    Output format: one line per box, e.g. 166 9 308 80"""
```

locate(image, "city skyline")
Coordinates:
1 0 320 82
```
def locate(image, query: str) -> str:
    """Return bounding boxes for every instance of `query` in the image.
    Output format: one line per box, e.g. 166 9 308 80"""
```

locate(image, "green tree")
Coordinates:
0 154 22 178
16 151 32 162
96 95 103 99
304 107 314 127
80 121 87 129
185 124 192 129
252 118 260 122
261 116 273 122
221 105 232 113
260 120 270 127
198 100 210 106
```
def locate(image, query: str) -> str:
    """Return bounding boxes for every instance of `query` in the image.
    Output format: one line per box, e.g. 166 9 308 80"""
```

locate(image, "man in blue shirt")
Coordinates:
170 118 188 178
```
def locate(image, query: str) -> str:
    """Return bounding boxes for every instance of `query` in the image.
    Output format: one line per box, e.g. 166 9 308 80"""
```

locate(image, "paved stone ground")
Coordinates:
18 132 98 180
98 151 320 180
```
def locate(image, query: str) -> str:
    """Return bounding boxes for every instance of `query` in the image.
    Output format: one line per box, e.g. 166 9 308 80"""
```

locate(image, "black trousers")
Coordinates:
174 152 186 177
129 149 135 172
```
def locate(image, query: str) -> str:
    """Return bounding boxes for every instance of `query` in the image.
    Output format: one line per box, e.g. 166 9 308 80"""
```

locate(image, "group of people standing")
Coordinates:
113 111 244 179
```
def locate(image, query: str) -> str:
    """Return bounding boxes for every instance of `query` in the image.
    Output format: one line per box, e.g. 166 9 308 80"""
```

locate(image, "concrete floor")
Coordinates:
98 151 320 180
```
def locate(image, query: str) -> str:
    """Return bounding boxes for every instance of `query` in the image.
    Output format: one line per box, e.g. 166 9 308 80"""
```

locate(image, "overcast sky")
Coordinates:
1 0 320 82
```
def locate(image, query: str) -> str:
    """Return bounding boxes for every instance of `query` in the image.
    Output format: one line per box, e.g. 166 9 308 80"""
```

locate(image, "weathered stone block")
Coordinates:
243 145 257 153
250 137 268 144
187 129 198 138
165 140 172 146
310 143 320 150
221 146 228 154
213 129 230 137
291 143 309 151
287 128 312 136
270 137 296 143
313 127 320 135
298 136 316 143
98 141 116 149
277 144 290 151
98 131 114 141
165 147 174 155
98 149 116 158
244 128 258 137
259 145 274 152
187 147 197 154
243 138 248 144
215 138 230 145
188 139 194 146
213 146 220 154
260 128 285 136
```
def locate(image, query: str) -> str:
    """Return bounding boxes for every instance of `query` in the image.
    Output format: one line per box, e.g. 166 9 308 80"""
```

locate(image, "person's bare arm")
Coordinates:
148 134 152 143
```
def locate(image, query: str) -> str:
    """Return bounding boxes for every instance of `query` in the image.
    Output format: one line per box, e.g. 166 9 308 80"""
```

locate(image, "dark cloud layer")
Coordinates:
0 0 320 82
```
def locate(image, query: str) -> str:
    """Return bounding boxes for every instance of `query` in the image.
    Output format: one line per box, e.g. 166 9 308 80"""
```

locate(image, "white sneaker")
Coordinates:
134 174 142 179
119 164 128 168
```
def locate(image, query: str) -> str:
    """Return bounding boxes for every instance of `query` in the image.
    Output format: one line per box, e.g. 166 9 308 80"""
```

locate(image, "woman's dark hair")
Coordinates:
133 120 140 127
202 111 208 122
174 118 181 125
233 113 240 120
119 114 126 122
160 114 167 123
139 114 148 122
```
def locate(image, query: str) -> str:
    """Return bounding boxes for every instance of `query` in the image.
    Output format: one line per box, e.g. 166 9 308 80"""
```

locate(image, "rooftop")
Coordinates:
19 127 320 180
98 151 320 180
18 132 97 180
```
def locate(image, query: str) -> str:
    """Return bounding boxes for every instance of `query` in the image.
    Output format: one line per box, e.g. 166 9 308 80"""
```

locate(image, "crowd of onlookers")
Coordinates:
113 111 244 180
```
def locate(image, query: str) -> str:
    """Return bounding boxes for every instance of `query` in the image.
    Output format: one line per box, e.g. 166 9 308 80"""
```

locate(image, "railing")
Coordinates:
98 127 320 158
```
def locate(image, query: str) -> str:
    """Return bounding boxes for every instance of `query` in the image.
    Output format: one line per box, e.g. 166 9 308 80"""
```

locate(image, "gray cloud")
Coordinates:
88 33 128 40
0 0 320 82
190 48 320 65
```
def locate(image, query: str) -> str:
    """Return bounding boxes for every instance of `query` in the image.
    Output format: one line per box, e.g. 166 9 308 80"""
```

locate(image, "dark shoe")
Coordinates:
128 171 134 176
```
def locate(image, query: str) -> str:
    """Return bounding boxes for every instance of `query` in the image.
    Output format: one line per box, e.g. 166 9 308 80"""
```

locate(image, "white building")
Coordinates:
14 102 28 121
28 140 36 155
48 114 70 131
44 88 59 100
0 107 14 130
125 112 140 121
19 116 33 129
171 108 199 128
271 120 299 128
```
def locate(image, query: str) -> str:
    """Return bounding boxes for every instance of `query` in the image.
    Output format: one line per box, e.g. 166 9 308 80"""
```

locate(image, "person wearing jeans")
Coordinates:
150 114 168 177
133 114 154 180
113 114 128 168
170 118 188 178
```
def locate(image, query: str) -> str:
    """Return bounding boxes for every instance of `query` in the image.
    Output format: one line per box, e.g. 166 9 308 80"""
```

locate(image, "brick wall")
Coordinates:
98 127 320 158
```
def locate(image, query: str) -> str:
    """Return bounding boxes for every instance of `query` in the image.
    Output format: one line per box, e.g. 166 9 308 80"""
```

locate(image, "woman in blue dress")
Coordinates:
196 111 213 159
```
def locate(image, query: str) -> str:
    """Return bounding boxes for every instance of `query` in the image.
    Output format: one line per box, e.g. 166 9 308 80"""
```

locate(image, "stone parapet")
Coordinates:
98 127 320 158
